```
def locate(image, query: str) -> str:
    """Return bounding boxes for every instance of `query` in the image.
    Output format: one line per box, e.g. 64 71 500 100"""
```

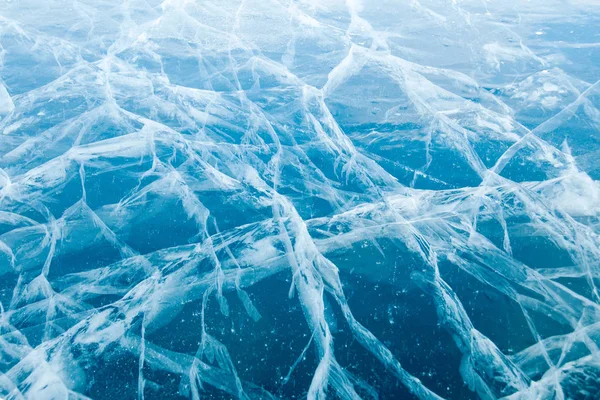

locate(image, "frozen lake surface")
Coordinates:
1 0 600 399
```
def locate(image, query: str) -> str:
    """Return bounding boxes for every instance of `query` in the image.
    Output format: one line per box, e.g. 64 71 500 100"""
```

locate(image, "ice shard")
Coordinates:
1 0 600 399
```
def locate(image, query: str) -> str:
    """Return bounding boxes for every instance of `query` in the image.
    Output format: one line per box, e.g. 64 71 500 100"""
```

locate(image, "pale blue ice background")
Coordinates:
1 1 600 399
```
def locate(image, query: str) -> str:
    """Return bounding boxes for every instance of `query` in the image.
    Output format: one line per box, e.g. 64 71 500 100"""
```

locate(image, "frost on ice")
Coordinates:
1 0 600 399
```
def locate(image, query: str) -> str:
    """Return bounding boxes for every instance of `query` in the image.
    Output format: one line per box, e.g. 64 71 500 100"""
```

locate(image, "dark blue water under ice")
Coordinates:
1 1 600 399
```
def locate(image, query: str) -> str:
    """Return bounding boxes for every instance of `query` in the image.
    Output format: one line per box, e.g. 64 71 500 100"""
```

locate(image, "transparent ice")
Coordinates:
1 0 600 399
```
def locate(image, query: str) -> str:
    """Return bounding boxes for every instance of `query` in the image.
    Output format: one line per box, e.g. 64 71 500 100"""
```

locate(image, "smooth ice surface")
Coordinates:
1 0 600 399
